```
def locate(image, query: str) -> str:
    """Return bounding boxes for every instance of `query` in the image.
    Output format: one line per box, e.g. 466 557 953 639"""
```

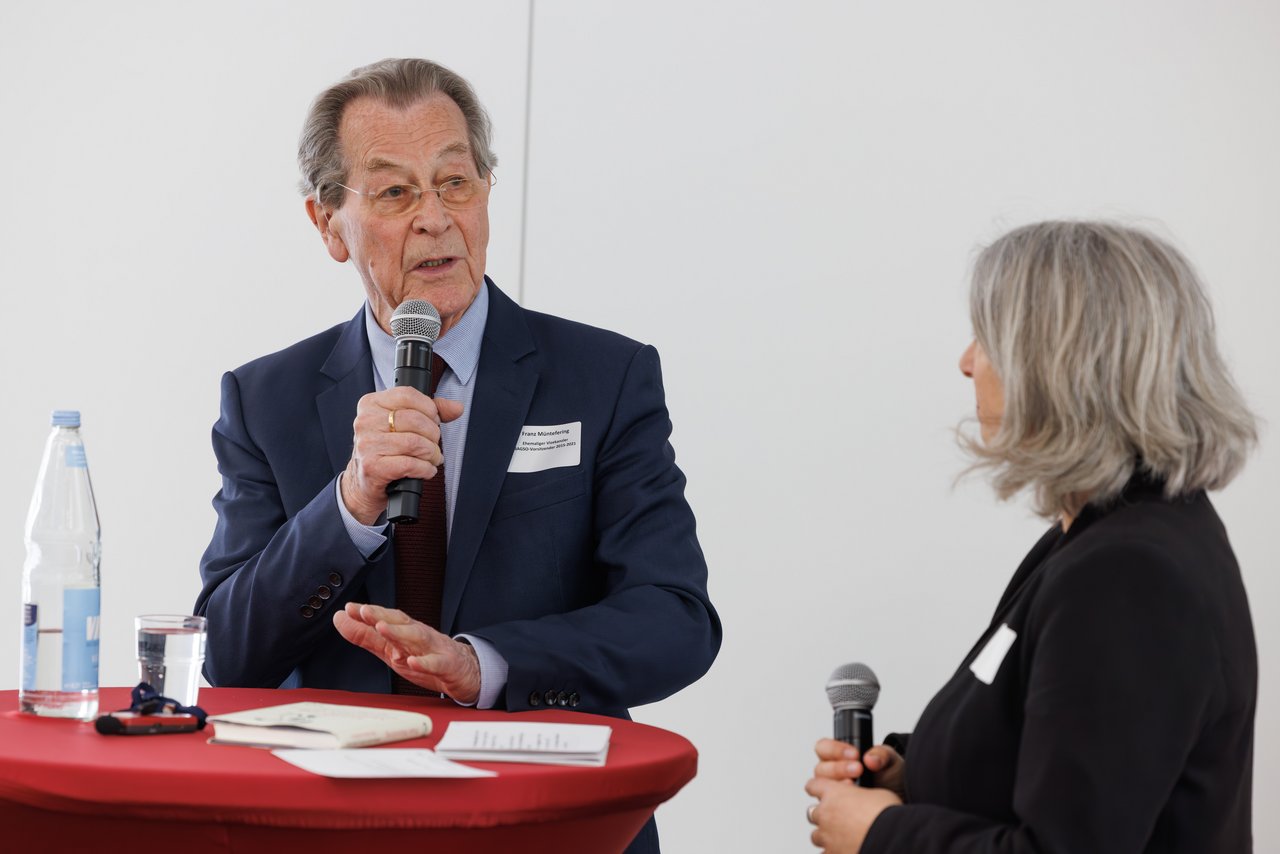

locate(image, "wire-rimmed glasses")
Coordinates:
334 173 495 216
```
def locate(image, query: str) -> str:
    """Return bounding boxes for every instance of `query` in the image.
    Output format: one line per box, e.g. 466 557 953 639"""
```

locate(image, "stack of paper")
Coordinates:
435 721 612 767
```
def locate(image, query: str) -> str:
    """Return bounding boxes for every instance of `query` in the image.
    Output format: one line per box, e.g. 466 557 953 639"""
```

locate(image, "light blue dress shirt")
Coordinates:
334 284 509 708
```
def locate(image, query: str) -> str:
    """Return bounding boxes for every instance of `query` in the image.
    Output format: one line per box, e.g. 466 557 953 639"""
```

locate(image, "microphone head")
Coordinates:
826 662 880 712
390 299 442 343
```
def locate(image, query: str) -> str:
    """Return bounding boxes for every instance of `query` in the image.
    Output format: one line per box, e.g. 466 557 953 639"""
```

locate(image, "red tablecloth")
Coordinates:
0 687 697 853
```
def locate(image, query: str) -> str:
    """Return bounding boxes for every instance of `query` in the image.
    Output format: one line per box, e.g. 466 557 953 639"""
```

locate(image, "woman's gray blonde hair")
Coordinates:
964 220 1258 519
297 58 497 209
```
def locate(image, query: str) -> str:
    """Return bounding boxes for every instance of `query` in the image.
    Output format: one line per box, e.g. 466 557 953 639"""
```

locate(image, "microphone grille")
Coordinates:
826 662 880 711
390 299 442 343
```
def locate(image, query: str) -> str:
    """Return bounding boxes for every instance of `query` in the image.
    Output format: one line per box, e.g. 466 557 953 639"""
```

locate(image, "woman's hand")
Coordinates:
806 739 907 852
812 739 906 798
805 777 903 853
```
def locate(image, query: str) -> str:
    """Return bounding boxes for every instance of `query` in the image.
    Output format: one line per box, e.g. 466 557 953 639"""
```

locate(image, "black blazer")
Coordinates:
866 477 1256 853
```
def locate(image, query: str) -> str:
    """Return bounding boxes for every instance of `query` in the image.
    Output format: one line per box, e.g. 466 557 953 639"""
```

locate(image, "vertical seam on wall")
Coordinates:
517 0 536 306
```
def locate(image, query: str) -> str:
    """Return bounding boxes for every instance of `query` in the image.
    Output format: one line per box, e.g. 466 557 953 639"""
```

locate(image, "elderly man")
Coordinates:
195 59 719 849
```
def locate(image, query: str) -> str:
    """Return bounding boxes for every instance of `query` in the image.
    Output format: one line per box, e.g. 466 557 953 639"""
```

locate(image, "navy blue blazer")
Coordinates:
196 280 721 719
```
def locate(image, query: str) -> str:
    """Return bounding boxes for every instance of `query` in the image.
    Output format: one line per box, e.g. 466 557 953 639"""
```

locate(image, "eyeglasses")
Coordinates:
334 173 496 216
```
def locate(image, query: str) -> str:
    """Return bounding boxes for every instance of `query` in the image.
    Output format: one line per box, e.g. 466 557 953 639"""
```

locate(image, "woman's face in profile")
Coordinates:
959 340 1005 444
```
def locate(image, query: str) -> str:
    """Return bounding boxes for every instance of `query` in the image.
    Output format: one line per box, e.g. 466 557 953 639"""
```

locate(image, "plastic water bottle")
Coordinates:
19 410 101 719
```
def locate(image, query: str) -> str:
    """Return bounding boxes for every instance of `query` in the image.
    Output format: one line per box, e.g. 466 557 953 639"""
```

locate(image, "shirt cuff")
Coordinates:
454 634 509 710
335 477 388 558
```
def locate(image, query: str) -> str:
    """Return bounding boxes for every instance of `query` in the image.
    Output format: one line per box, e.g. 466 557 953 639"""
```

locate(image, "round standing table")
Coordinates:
0 687 697 853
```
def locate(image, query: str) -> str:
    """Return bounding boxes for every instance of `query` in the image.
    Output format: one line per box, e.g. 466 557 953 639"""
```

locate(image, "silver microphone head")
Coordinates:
826 662 880 712
390 299 442 343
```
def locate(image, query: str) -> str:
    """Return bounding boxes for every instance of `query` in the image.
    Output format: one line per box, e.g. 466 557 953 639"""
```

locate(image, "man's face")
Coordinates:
310 94 490 337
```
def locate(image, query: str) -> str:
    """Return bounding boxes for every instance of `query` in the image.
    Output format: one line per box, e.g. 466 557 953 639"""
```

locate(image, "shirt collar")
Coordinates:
364 283 489 390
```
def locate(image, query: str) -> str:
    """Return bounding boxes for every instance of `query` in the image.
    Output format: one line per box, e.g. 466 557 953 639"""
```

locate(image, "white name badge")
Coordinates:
507 422 582 473
969 623 1017 685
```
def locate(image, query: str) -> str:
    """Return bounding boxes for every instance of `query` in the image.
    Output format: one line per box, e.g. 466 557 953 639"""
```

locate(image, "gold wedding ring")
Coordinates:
388 410 397 433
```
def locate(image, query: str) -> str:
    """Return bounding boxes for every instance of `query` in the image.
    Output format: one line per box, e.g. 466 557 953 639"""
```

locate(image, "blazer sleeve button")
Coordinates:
568 692 580 707
300 605 315 618
544 689 558 706
528 691 542 707
307 595 323 609
328 572 343 587
557 691 569 706
316 586 332 600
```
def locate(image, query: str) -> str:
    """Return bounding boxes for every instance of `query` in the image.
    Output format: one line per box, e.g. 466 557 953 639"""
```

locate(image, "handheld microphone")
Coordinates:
385 299 442 524
826 662 880 788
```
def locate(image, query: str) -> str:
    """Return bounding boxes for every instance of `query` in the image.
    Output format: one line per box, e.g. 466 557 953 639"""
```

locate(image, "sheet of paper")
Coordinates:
435 721 612 766
272 748 497 778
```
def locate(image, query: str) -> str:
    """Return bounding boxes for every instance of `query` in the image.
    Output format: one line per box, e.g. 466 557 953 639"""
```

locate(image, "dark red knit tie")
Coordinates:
392 352 448 695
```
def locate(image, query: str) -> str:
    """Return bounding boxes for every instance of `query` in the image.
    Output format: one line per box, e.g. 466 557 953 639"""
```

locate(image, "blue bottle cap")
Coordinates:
51 410 81 427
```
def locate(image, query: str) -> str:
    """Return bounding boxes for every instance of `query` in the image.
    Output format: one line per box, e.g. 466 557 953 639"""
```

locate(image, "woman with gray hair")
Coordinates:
804 221 1258 853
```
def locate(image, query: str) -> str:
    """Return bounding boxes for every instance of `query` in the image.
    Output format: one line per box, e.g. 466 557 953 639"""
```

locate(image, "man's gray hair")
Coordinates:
298 58 497 209
963 220 1258 519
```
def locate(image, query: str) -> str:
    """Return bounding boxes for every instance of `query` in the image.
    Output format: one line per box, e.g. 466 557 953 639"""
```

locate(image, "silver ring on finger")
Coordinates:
806 803 817 825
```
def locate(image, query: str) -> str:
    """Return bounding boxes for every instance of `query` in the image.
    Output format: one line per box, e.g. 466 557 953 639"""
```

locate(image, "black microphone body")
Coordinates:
834 707 873 751
385 337 435 524
385 300 443 524
826 663 880 788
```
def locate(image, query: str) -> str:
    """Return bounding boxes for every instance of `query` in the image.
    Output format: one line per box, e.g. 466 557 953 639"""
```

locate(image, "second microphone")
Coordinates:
826 662 880 788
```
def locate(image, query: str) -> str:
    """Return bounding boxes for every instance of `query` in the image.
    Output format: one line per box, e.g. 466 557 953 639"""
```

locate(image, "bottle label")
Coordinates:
65 445 87 468
62 588 100 691
21 604 37 692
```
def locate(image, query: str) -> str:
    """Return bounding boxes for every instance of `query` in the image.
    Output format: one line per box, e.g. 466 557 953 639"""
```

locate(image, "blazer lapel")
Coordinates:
317 307 374 477
442 282 538 631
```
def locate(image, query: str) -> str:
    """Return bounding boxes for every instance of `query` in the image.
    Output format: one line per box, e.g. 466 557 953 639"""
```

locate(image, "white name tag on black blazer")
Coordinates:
970 623 1017 685
507 422 582 473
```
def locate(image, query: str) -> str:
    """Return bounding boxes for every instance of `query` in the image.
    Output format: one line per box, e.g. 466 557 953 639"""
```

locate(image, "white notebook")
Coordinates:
208 702 433 749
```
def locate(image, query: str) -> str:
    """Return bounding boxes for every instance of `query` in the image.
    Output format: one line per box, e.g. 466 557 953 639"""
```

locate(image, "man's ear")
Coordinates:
305 195 350 263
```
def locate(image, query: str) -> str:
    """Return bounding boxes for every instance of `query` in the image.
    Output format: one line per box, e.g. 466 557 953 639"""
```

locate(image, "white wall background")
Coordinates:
2 2 1276 851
